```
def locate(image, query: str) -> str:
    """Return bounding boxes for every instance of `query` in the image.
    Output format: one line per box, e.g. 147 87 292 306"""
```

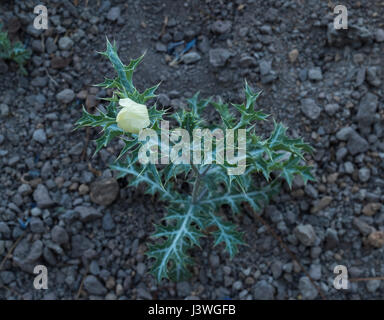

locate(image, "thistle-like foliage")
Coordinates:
75 39 315 282
0 23 31 75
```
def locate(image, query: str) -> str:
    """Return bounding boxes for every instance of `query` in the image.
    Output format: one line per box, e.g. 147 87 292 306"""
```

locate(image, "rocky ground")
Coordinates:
0 0 383 300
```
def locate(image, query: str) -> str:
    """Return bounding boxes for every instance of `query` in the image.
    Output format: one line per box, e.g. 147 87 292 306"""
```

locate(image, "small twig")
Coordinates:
350 276 384 282
0 284 23 298
247 205 327 300
44 68 58 86
159 16 168 38
76 264 90 300
0 232 26 272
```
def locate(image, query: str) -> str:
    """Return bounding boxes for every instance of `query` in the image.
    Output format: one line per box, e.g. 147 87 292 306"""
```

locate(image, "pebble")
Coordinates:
253 280 275 300
32 129 47 144
209 48 231 67
375 28 384 42
58 36 73 51
56 89 75 104
102 212 115 231
358 167 371 183
294 224 316 246
90 178 119 206
367 231 384 248
298 277 318 299
182 52 201 64
211 20 232 34
362 203 381 216
51 226 69 245
33 184 55 208
288 49 299 63
84 275 107 295
324 103 339 116
347 131 369 155
107 6 121 22
308 67 323 81
366 280 381 293
30 217 45 233
300 98 321 120
0 104 9 117
75 206 102 222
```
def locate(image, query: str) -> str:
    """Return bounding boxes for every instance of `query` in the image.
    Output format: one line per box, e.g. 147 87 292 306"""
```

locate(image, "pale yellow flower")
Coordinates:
116 98 150 134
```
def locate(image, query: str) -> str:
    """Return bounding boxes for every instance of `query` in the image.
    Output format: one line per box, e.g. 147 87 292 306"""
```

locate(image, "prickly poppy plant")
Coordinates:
0 23 31 75
75 39 315 282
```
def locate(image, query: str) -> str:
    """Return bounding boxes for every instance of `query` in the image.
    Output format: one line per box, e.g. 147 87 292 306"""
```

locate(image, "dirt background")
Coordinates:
0 0 383 300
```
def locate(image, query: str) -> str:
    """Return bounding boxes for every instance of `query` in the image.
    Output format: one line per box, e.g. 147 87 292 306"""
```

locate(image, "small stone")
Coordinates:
294 224 316 246
26 240 43 262
353 218 375 235
30 217 44 233
336 127 354 141
75 206 102 222
84 275 107 295
308 67 323 81
309 264 322 281
0 222 11 238
71 235 94 257
362 203 381 216
107 6 121 21
116 283 124 296
311 196 333 214
259 60 271 76
0 104 9 117
18 184 32 196
211 20 232 34
298 276 318 299
366 66 381 87
347 131 369 155
51 56 71 69
56 89 75 104
375 28 384 42
102 212 115 231
357 93 378 129
33 184 55 208
253 280 275 300
33 129 47 144
358 167 371 183
301 98 321 120
324 103 340 116
209 48 231 67
90 178 119 206
58 36 73 50
367 231 384 248
209 254 220 268
51 226 69 245
232 280 243 291
182 52 201 64
325 228 339 249
155 42 166 52
288 49 299 63
78 184 89 195
239 55 256 68
366 279 381 293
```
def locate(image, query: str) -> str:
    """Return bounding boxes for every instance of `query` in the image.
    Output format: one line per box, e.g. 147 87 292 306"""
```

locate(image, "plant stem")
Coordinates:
191 165 201 204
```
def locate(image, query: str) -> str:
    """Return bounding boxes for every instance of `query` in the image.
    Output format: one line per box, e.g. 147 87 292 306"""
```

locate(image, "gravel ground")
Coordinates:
0 0 383 300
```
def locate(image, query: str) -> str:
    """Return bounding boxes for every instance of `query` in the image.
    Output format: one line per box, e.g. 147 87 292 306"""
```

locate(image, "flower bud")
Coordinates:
116 98 150 134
